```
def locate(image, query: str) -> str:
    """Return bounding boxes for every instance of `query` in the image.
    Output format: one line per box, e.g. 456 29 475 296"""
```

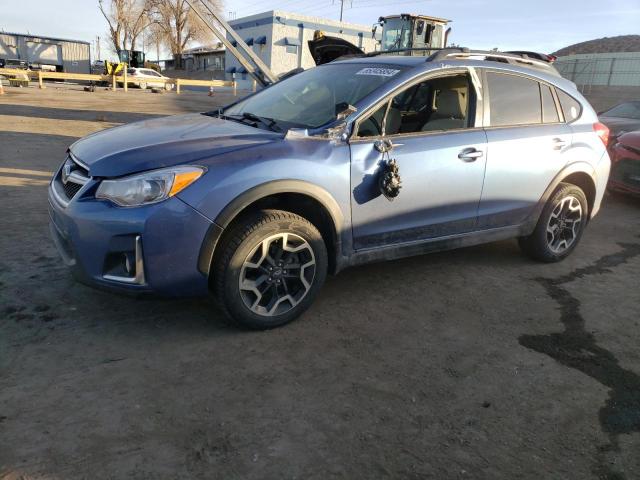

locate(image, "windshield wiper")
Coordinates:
241 112 282 133
220 112 282 133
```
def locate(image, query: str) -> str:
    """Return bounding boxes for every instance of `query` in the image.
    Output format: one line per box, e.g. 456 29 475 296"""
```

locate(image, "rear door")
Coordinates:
478 70 571 228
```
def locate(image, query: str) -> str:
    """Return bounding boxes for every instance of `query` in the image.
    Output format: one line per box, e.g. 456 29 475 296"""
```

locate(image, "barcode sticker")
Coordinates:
355 67 400 77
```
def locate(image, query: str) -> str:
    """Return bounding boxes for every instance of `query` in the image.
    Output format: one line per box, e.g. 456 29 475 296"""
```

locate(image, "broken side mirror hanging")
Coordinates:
375 139 402 201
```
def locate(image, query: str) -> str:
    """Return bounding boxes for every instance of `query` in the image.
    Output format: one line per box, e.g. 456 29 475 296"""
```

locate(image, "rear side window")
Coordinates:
541 84 560 123
556 89 582 122
487 72 541 126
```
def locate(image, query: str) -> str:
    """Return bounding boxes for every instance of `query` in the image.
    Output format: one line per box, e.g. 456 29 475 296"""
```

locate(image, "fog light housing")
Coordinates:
102 235 146 285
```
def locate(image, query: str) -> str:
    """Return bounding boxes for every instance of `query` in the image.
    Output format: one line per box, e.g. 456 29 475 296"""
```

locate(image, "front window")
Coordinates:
602 101 640 120
224 63 405 130
358 73 473 137
381 18 412 51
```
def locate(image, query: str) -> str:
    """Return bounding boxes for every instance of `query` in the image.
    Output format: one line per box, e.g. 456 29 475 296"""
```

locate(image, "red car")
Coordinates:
609 131 640 195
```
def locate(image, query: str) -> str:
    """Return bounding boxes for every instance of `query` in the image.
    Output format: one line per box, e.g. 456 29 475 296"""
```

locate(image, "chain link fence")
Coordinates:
555 52 640 94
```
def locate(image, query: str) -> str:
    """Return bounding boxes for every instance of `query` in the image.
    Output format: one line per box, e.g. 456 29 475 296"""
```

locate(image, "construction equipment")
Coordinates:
183 2 451 84
309 14 452 66
374 14 451 55
104 61 125 76
118 50 145 68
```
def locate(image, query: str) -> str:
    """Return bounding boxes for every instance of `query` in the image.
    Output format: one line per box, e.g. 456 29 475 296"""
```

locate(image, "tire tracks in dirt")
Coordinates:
519 239 640 479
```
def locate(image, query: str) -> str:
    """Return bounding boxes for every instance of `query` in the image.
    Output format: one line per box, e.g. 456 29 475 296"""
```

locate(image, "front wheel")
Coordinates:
519 182 588 262
138 81 147 90
212 210 328 329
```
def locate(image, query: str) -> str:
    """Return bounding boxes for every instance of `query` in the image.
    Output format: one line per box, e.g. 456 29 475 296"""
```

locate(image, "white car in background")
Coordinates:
125 68 173 90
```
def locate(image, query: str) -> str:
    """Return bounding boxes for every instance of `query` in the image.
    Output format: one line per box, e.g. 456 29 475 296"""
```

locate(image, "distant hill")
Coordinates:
554 35 640 56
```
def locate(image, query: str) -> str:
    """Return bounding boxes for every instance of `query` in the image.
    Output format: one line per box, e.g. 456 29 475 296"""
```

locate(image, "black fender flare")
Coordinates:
523 161 597 234
197 180 346 275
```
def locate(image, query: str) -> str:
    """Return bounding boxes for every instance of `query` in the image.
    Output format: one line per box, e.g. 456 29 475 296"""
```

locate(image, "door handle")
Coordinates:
552 138 568 150
458 148 483 162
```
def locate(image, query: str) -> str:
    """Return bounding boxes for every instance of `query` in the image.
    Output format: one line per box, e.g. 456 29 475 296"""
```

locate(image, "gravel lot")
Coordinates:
1 85 639 480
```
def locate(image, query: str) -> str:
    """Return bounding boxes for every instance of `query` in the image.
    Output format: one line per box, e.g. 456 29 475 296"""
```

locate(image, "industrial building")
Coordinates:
225 10 378 88
161 44 226 79
0 32 90 73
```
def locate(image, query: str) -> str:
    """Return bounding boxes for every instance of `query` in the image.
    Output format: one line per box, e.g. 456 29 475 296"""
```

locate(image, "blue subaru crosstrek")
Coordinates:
49 49 611 329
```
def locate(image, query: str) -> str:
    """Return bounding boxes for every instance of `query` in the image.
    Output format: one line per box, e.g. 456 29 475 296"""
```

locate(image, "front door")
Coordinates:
349 70 487 250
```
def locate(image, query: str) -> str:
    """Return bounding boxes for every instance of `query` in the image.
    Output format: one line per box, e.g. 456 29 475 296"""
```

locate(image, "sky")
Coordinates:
1 0 639 60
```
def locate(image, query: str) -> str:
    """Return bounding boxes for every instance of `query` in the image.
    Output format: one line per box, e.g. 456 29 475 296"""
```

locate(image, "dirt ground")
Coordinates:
1 85 639 480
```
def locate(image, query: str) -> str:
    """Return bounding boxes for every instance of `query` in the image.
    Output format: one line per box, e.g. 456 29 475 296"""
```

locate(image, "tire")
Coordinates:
139 81 147 90
164 83 172 91
212 209 328 329
519 182 588 262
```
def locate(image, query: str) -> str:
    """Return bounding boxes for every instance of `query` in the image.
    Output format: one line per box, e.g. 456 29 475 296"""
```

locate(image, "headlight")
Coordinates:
96 166 205 207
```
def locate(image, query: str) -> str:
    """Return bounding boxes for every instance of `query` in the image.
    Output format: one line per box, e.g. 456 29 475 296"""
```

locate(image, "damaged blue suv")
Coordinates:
49 49 611 329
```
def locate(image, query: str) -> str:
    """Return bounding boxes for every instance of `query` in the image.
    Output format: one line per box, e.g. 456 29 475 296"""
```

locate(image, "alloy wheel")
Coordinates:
546 195 583 254
239 233 316 317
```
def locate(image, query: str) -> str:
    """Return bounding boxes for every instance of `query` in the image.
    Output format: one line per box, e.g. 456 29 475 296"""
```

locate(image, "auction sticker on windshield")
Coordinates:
356 67 400 77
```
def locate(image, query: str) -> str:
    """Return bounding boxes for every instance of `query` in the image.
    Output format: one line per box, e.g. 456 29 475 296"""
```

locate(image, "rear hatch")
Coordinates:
308 31 364 65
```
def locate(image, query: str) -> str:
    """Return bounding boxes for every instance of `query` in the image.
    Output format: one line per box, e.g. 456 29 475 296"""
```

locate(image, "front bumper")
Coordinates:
48 176 214 297
608 143 640 195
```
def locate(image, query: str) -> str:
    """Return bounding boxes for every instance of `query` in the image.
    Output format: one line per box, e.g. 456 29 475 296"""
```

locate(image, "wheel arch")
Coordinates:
198 180 346 276
525 162 597 233
561 171 596 217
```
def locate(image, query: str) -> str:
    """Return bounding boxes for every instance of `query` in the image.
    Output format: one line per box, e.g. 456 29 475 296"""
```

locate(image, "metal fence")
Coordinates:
555 52 640 94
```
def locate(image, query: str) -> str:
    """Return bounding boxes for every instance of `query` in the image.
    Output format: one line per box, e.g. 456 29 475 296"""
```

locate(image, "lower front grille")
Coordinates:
62 181 83 199
53 155 90 205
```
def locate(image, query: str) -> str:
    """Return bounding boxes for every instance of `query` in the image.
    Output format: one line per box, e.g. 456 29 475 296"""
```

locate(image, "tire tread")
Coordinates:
212 209 324 328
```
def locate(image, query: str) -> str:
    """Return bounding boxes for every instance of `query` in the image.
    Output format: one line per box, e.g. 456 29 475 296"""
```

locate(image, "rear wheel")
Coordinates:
519 182 588 262
212 210 328 329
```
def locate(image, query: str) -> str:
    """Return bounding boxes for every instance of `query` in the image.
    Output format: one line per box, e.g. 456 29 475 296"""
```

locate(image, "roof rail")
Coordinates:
364 47 445 57
428 48 560 75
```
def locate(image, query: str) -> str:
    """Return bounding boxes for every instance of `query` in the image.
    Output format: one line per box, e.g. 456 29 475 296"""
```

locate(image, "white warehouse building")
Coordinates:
0 32 91 73
225 10 378 88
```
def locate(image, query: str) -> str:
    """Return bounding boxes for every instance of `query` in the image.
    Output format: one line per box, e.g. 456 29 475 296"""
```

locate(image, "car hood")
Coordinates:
599 116 640 137
70 113 281 177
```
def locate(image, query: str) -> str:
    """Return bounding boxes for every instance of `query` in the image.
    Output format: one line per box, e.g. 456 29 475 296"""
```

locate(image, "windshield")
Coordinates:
602 101 640 120
381 18 412 51
224 63 405 129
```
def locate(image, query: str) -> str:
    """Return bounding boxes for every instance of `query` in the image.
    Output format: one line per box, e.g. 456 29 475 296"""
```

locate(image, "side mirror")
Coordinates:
336 103 357 120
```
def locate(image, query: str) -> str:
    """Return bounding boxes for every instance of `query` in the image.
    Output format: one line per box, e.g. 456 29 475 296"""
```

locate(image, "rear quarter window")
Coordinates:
541 84 560 123
486 72 542 126
556 89 582 122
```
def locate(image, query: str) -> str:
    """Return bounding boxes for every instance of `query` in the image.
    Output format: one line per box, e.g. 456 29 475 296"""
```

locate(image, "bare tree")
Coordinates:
126 0 154 50
99 0 126 53
98 0 153 54
145 23 165 62
149 0 223 69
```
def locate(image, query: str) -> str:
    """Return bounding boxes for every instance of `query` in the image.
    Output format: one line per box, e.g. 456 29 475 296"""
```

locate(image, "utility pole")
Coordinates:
336 0 351 22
